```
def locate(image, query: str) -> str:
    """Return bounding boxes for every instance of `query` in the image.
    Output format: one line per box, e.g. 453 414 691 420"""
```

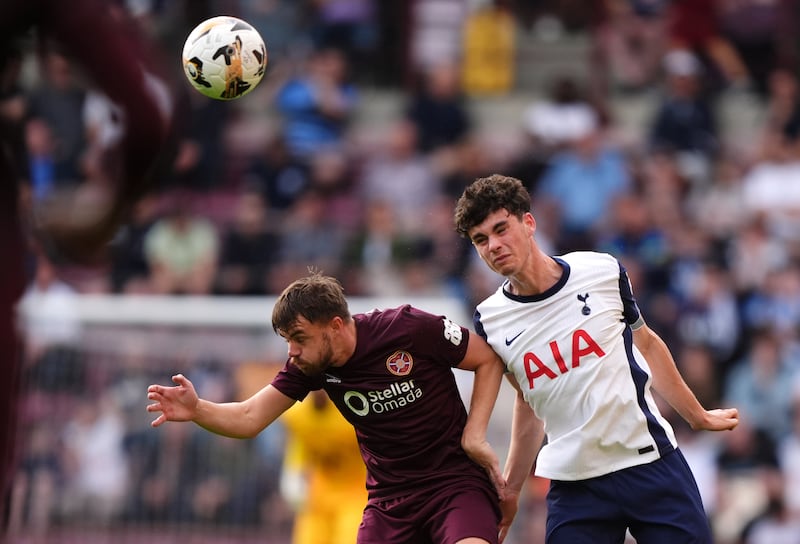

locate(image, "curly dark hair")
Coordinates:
453 174 531 238
272 272 351 333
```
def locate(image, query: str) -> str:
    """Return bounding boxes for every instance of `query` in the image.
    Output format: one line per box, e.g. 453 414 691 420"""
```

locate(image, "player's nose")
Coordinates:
487 234 502 253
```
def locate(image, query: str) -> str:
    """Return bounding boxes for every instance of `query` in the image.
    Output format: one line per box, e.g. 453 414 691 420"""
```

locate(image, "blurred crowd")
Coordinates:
7 0 800 543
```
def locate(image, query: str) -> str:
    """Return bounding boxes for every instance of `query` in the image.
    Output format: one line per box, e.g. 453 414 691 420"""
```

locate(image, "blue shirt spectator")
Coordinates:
536 106 631 250
275 47 358 161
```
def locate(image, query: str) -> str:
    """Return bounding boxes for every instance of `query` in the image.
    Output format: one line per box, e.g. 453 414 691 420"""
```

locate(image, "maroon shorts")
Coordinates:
358 481 501 544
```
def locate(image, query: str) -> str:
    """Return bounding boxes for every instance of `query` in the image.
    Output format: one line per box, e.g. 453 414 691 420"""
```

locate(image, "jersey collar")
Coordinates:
502 257 570 302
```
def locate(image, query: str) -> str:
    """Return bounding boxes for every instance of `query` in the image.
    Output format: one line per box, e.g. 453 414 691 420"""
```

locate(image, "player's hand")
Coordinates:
694 407 739 432
146 374 199 427
462 436 506 499
498 489 520 544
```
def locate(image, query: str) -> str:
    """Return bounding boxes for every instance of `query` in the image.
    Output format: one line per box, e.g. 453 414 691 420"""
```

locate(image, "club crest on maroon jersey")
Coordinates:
386 350 413 376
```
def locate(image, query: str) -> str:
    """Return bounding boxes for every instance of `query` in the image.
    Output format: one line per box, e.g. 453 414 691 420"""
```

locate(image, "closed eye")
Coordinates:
471 234 488 247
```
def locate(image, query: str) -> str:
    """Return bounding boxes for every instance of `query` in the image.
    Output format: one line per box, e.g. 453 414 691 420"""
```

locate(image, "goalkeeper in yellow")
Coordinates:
280 389 367 544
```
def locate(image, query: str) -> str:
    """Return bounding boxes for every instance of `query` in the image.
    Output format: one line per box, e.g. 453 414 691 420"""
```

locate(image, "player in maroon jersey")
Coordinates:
0 0 174 522
148 273 510 543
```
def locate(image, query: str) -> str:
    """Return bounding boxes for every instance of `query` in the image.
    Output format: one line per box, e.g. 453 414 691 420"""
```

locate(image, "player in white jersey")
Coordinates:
453 174 740 543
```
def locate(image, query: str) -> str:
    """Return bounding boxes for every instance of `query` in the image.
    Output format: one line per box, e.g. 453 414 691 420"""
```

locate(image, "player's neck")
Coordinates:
506 254 562 297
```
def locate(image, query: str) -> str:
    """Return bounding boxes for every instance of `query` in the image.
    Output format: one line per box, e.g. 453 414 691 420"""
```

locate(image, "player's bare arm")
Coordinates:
457 331 507 497
632 325 739 432
147 374 296 438
498 374 543 543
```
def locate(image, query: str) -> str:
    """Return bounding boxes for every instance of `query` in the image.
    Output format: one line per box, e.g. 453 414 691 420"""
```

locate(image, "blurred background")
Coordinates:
7 0 800 542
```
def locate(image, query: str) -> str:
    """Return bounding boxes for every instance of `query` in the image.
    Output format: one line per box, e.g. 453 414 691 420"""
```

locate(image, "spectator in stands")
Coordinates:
23 118 58 204
765 67 800 144
637 150 690 233
275 189 346 284
123 413 203 523
741 120 800 247
170 92 229 189
26 50 87 187
591 0 668 94
440 136 498 200
535 104 631 251
7 422 62 531
245 135 310 213
506 78 591 197
342 199 414 296
306 0 379 81
275 47 358 161
216 189 280 296
685 154 749 245
18 250 82 361
422 196 475 299
716 0 795 98
407 0 467 79
665 0 749 89
133 361 272 526
405 60 471 154
186 432 266 524
725 215 789 299
713 419 782 543
674 259 742 372
238 0 306 66
740 482 800 544
649 49 719 185
178 362 271 525
144 196 219 295
597 191 671 292
358 118 442 236
741 265 800 340
109 195 159 294
522 77 597 154
724 330 798 443
60 395 129 524
461 0 516 96
305 147 361 232
344 197 463 297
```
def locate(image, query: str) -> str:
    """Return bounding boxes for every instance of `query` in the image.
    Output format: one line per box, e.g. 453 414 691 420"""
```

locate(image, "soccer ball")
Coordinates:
182 16 268 100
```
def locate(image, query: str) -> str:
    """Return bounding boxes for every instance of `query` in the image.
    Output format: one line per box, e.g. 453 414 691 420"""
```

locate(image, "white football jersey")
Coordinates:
475 252 678 481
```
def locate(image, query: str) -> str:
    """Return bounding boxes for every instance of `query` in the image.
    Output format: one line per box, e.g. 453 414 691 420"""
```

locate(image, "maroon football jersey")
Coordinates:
271 305 494 501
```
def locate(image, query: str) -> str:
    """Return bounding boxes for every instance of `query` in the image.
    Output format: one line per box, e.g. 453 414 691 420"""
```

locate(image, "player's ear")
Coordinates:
328 315 344 332
524 212 536 234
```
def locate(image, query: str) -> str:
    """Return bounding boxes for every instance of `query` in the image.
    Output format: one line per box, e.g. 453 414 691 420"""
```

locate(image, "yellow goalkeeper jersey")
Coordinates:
281 391 367 544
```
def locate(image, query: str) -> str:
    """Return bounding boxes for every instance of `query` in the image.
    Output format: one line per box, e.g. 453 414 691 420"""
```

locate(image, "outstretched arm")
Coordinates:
457 331 506 498
499 374 543 544
633 324 739 432
147 374 296 439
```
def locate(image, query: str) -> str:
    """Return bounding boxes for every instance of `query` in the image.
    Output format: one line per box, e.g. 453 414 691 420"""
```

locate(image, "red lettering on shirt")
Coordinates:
522 329 607 389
